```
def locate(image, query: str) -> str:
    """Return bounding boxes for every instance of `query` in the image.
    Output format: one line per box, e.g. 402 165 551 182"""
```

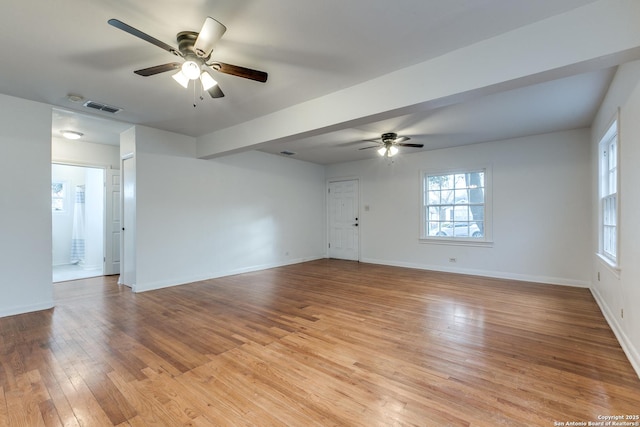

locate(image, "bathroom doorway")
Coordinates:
52 163 104 282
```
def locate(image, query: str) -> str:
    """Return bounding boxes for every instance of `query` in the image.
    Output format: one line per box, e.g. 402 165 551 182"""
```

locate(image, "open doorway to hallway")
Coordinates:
52 163 104 282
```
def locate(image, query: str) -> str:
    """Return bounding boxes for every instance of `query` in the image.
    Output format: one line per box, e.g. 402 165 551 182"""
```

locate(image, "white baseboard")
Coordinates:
359 257 590 288
590 286 640 380
133 255 325 293
0 301 54 318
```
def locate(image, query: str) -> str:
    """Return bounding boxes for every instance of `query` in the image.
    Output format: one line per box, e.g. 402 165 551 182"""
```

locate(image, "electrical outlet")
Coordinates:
597 272 600 281
449 258 457 263
621 309 624 319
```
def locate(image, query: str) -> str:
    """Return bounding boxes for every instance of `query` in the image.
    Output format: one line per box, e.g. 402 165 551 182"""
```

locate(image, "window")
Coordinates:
599 120 618 263
52 181 67 213
422 168 490 242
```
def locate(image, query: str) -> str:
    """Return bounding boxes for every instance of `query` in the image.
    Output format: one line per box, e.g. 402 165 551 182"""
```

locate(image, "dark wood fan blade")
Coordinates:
397 143 424 148
210 62 268 82
108 19 180 56
395 136 411 143
207 85 225 98
134 63 182 76
358 145 381 150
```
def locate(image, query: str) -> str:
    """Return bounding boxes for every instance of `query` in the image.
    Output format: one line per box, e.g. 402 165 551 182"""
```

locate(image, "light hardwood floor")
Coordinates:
1 260 639 426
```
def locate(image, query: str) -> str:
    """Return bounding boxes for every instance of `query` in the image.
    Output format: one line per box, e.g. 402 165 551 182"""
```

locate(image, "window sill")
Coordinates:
596 252 621 278
419 238 494 248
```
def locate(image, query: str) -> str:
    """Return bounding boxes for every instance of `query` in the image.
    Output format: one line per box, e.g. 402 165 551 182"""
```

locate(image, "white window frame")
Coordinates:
598 117 619 266
420 166 493 246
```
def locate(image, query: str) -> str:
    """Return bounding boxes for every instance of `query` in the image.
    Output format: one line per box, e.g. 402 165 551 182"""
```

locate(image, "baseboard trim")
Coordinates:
359 257 590 288
590 286 640 380
133 256 325 293
0 301 54 318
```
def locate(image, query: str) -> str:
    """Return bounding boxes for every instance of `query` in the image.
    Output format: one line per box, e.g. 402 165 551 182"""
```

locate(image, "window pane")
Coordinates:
454 189 468 204
428 175 450 190
470 205 484 222
609 170 616 194
52 198 64 212
428 206 444 221
428 190 441 205
609 141 616 168
428 221 442 236
440 189 453 204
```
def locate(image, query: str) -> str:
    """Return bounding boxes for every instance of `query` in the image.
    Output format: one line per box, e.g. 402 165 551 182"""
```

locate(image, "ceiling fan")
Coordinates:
108 17 268 99
359 132 424 157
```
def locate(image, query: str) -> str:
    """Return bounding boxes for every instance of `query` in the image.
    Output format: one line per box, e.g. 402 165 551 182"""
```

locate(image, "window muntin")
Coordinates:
599 120 618 262
423 170 486 240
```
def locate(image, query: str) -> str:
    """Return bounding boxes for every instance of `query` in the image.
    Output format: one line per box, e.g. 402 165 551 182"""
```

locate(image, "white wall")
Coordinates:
327 129 591 287
0 94 53 317
52 137 120 169
131 127 326 292
590 60 640 377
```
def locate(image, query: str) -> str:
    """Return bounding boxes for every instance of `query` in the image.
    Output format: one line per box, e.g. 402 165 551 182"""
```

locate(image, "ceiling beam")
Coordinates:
196 0 640 160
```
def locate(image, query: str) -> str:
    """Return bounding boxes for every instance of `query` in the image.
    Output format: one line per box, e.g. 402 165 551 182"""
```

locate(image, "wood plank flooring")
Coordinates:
1 259 639 426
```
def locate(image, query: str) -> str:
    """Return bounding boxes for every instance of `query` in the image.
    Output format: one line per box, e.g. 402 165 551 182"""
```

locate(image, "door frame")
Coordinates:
326 177 360 261
104 167 120 275
119 154 136 289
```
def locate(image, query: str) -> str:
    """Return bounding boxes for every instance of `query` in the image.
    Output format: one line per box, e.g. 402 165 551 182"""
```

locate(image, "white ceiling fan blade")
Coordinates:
194 17 227 58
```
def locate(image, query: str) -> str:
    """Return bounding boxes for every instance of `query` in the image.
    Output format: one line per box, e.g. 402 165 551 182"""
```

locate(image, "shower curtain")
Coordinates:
70 185 85 264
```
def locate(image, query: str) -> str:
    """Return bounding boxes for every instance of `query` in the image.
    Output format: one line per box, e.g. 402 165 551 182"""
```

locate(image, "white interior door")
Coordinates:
104 168 120 275
328 179 359 260
120 156 135 287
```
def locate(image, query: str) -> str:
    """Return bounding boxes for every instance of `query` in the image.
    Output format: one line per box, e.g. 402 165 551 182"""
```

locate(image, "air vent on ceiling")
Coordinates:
82 100 122 114
280 151 296 156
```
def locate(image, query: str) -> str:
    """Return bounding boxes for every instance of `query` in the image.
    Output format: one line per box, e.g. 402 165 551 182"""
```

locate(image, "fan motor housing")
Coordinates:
176 31 201 57
381 132 397 143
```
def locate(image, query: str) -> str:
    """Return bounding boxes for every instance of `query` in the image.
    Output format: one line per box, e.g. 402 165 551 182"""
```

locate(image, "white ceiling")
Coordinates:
1 0 620 164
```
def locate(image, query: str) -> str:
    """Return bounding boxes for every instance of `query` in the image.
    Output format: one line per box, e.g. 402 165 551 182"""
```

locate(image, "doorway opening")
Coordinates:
52 163 104 282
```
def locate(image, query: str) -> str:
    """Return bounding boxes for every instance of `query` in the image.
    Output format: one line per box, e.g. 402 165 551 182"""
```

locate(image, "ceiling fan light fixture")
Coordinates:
377 145 399 157
181 60 201 80
200 71 218 90
172 70 190 88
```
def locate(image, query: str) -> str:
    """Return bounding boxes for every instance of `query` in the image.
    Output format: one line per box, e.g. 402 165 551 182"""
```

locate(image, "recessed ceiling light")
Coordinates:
61 130 83 140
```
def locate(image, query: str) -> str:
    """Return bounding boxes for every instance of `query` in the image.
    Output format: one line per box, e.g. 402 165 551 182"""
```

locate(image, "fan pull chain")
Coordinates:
193 80 197 108
190 80 206 108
